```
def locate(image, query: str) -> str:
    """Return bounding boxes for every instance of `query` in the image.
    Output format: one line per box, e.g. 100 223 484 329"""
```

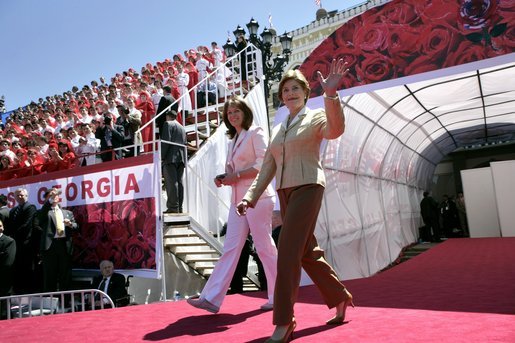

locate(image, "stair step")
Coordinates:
164 227 195 237
172 246 218 255
193 261 217 269
164 238 208 246
185 256 219 263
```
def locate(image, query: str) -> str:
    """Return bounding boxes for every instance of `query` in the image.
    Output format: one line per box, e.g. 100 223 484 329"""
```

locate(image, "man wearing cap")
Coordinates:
34 188 78 292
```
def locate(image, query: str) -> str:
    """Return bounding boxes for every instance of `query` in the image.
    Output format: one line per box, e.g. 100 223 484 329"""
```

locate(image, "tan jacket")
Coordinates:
244 95 345 206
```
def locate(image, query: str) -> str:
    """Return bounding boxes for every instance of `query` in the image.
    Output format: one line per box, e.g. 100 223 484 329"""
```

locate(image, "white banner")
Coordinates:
1 161 156 208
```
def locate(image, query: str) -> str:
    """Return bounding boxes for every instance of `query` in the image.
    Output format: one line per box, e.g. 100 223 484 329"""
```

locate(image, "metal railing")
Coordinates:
0 289 115 320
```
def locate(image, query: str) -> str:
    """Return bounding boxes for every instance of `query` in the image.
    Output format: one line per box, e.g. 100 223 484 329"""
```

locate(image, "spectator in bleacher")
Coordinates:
0 138 16 161
211 41 224 68
63 108 78 129
35 136 49 155
195 51 211 82
116 104 136 157
106 97 120 118
41 143 62 173
89 105 103 123
197 75 217 108
108 84 122 102
26 148 44 176
151 80 164 109
160 110 186 214
187 96 277 314
8 188 38 294
0 218 16 319
66 127 81 149
34 188 78 292
78 106 92 124
125 97 143 155
136 91 155 152
13 148 31 178
57 140 78 169
0 155 16 180
96 115 124 161
175 63 192 119
155 86 179 134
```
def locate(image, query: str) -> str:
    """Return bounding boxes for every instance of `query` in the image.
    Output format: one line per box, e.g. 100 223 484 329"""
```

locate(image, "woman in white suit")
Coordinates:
187 96 277 313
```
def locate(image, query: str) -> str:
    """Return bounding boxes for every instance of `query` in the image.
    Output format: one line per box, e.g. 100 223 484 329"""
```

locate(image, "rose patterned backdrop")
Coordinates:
300 0 515 97
70 197 156 270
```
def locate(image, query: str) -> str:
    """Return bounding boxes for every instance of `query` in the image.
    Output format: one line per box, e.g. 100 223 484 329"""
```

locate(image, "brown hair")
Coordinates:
222 96 253 139
278 69 311 105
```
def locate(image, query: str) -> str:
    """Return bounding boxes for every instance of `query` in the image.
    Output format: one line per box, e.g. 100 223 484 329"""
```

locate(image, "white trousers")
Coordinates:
200 196 277 308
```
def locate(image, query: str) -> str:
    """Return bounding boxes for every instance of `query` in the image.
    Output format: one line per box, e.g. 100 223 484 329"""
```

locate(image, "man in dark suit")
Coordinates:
161 110 187 213
155 85 179 136
0 194 9 224
0 218 16 319
420 191 442 242
34 188 78 292
92 260 128 308
95 114 124 162
8 188 38 294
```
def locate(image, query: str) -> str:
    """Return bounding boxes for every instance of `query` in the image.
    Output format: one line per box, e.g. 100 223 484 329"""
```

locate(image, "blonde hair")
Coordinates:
278 69 311 105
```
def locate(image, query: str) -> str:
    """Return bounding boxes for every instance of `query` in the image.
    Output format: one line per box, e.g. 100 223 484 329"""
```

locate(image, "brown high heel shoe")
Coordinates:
326 289 355 325
264 319 297 343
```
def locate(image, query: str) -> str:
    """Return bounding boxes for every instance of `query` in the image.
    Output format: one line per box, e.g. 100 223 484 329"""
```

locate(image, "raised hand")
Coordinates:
316 58 348 96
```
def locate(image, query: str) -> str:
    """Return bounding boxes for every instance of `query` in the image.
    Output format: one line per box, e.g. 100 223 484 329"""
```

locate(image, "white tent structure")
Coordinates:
281 55 515 280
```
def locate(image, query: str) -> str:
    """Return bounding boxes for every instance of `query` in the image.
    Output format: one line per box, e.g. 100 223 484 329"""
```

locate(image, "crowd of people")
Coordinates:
0 188 77 306
0 42 228 181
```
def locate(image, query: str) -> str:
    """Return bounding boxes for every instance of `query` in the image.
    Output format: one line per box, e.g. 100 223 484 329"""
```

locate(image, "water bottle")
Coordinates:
173 291 180 301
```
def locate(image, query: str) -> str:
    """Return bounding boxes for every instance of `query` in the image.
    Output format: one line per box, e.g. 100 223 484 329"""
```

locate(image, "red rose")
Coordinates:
444 41 488 68
414 0 461 29
107 221 130 244
81 222 106 247
300 54 333 97
333 17 362 48
355 54 396 83
125 235 149 266
377 2 418 25
418 25 460 63
353 23 389 52
142 215 157 242
386 25 421 69
404 55 440 76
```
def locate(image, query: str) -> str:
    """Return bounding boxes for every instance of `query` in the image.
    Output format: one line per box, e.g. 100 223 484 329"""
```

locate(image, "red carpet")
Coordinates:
1 238 515 342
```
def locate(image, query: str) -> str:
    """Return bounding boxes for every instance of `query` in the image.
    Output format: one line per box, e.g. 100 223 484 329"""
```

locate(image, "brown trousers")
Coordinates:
274 184 347 325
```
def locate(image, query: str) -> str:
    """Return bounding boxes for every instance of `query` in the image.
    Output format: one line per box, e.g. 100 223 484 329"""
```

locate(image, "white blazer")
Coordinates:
226 126 275 205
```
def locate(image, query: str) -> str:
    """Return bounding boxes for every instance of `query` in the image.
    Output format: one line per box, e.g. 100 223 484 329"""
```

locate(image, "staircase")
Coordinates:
151 45 266 297
162 213 261 293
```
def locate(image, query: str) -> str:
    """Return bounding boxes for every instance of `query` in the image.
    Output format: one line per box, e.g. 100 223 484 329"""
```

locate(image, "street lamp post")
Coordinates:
223 18 293 111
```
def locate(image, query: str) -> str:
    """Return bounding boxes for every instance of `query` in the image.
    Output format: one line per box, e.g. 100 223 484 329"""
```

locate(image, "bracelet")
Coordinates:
323 93 339 100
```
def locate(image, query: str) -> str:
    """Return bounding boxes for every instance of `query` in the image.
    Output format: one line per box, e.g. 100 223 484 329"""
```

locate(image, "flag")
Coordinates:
315 0 322 8
268 14 273 28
